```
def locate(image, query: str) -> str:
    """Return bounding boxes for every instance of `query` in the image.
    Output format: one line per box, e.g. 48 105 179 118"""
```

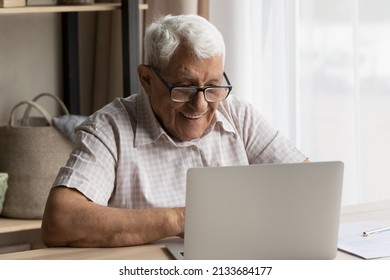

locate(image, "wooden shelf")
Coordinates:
0 3 147 14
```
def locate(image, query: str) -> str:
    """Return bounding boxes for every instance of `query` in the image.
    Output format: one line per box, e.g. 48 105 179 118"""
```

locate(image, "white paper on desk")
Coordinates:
338 220 390 259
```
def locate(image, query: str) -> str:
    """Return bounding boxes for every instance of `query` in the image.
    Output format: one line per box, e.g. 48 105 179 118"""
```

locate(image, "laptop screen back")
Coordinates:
183 161 344 260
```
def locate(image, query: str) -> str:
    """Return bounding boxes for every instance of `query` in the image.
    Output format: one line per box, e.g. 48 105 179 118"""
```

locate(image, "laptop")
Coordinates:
165 161 344 260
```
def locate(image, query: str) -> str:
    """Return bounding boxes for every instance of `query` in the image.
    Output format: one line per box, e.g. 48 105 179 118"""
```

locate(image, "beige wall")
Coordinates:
0 13 98 126
0 14 62 126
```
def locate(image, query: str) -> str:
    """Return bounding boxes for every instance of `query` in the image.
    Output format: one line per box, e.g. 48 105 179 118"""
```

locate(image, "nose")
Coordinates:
189 90 208 109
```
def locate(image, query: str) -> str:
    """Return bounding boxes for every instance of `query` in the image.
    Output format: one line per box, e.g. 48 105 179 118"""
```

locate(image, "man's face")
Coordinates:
141 45 224 141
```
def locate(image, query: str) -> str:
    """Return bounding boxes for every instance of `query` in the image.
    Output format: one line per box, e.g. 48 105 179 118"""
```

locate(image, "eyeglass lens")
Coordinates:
170 87 230 102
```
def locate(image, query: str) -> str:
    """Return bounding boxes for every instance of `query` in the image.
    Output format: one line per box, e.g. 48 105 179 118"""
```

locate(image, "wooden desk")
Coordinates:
0 218 42 254
0 200 389 260
0 239 172 260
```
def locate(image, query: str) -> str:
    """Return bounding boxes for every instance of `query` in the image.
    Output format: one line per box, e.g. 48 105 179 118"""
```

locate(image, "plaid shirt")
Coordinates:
53 92 306 208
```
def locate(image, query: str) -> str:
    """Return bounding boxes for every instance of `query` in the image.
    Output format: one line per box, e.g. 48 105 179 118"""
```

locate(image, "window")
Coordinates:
210 0 390 205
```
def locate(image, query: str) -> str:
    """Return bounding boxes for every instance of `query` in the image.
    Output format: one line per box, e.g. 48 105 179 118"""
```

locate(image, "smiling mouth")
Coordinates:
181 112 206 120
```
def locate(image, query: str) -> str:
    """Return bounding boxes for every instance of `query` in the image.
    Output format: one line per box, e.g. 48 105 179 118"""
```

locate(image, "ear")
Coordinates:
138 65 153 95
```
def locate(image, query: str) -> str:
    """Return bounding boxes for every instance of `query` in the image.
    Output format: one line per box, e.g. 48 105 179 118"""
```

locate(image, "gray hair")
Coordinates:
144 14 225 68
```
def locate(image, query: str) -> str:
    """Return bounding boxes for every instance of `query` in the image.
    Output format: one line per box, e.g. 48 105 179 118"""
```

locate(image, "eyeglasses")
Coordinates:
152 67 232 103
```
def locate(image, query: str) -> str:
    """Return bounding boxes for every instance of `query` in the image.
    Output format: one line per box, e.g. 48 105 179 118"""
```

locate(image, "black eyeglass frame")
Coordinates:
151 67 233 103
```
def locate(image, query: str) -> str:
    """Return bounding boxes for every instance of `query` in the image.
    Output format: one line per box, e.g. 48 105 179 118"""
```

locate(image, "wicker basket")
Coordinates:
0 94 74 219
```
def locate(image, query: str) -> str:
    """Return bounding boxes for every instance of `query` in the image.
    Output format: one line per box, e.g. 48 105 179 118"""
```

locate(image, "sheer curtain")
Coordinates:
210 0 390 205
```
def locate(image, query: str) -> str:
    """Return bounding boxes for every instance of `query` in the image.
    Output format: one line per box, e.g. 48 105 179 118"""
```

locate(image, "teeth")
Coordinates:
182 113 203 119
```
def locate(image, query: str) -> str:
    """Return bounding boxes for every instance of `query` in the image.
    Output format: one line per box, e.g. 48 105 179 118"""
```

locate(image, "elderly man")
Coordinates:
41 14 307 247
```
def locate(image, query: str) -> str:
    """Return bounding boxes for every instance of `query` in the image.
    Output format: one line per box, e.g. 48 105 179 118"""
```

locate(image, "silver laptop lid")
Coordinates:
183 161 344 260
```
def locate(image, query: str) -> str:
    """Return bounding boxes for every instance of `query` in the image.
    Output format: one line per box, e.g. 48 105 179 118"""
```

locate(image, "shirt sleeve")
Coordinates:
226 96 307 164
52 119 117 206
253 131 307 163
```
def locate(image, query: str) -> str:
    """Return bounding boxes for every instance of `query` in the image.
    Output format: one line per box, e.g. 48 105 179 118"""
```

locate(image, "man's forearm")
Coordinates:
41 187 184 247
